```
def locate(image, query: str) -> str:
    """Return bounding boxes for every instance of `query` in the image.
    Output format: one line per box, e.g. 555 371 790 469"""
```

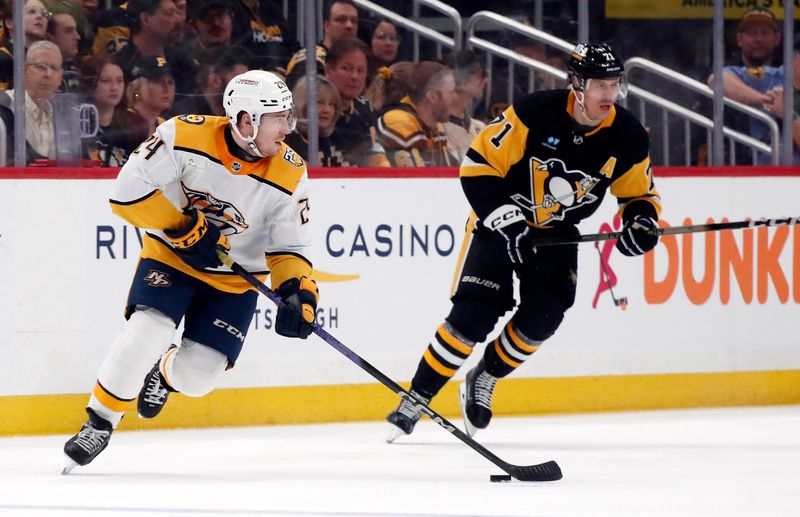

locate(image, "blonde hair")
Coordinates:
292 76 343 138
364 60 415 111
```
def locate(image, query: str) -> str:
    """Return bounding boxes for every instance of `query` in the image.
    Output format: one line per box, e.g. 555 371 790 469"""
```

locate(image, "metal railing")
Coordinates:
353 0 462 60
465 10 773 166
624 57 779 165
411 0 463 60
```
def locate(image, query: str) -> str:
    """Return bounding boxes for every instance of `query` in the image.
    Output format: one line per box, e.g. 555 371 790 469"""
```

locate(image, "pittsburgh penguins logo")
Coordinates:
181 183 249 235
512 156 600 224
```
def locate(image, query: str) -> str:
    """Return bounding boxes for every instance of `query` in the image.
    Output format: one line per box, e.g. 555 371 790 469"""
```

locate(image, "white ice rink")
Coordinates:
1 405 798 517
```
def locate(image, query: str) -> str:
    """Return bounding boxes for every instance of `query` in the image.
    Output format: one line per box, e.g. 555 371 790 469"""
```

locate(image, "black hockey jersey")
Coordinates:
461 89 661 229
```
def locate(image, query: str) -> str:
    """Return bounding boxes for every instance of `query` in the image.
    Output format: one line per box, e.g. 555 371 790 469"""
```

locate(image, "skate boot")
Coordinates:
459 359 498 437
137 356 176 419
62 408 113 474
386 390 430 443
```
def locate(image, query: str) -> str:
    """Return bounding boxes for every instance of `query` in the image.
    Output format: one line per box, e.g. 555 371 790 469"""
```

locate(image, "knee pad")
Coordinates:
512 308 566 342
446 296 507 343
95 307 177 401
162 338 228 397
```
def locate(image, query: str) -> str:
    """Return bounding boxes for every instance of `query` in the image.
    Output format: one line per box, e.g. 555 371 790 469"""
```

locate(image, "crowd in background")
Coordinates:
0 0 797 167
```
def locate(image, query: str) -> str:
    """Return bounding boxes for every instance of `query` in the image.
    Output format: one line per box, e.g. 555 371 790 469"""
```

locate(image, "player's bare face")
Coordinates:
255 111 294 156
581 78 622 121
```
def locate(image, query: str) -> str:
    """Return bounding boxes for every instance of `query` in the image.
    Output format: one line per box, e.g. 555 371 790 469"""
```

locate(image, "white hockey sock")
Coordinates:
161 339 228 398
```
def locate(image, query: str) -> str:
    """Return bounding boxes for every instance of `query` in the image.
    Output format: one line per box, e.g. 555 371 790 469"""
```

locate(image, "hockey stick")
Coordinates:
218 252 562 482
531 216 800 247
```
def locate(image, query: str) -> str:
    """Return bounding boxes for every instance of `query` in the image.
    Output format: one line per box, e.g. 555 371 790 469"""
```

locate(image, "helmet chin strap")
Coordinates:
573 89 604 127
230 118 265 158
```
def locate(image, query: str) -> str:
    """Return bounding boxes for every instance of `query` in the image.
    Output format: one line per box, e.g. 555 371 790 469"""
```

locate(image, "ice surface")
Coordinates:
1 406 798 516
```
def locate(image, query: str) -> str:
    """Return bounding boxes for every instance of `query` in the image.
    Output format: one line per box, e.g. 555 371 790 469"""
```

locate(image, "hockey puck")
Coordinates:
489 474 513 483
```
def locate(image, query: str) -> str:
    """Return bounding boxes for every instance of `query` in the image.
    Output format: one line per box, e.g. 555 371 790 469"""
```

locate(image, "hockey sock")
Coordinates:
410 323 475 399
483 321 542 378
161 339 228 397
88 381 131 428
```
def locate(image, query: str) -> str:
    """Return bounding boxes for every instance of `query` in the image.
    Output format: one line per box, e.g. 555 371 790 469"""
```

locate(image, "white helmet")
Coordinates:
223 70 296 157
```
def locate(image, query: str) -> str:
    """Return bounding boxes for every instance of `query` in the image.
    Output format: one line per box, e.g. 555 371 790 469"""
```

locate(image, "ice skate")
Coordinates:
386 390 430 443
62 408 113 474
137 356 175 419
459 359 498 437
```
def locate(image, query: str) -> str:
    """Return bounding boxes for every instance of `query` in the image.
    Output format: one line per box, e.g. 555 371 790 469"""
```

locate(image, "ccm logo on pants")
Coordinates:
213 319 245 342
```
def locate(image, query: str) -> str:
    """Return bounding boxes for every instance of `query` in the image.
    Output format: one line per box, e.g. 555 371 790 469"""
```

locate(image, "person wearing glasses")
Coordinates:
2 40 62 162
367 18 400 79
0 0 51 89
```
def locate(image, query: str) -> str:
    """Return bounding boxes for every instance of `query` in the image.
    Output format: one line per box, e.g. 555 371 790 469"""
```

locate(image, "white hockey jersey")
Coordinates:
110 114 312 294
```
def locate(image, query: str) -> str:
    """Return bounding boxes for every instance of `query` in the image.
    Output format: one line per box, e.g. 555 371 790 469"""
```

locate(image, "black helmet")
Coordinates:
568 43 625 91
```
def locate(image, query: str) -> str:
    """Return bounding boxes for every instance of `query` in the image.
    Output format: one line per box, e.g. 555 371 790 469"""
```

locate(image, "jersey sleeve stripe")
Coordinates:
247 174 293 195
109 189 158 206
174 145 223 165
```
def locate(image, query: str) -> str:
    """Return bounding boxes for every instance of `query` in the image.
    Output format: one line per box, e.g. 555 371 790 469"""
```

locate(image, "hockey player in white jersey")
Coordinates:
63 70 319 473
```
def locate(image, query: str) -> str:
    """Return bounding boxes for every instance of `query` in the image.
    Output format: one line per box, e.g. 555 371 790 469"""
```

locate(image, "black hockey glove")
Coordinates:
484 204 534 265
164 209 230 269
616 204 659 257
276 276 319 339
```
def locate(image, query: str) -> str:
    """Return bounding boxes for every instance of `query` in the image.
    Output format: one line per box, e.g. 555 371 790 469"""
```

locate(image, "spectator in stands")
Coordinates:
363 60 413 111
3 40 62 162
123 54 176 146
46 10 80 92
229 0 295 73
324 37 388 167
364 61 413 111
171 48 249 117
91 2 132 56
367 18 400 78
762 36 800 163
113 0 179 74
707 8 783 162
443 50 487 162
80 54 132 166
186 0 233 56
285 0 358 87
286 76 347 166
0 0 52 89
377 61 457 167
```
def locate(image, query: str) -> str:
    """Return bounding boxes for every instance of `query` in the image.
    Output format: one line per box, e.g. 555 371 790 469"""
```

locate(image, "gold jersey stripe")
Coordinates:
140 235 268 294
267 254 313 289
463 105 529 180
610 156 662 217
110 190 188 231
450 212 478 297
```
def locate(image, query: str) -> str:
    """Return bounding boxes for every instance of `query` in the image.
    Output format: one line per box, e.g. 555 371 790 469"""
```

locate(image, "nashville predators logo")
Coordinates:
182 183 248 235
511 157 600 224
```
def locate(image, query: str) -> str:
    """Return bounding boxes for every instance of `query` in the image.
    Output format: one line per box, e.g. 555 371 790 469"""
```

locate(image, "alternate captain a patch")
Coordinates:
511 156 600 225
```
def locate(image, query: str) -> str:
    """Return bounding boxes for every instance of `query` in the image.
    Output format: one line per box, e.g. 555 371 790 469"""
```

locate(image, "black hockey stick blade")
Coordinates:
218 252 563 482
531 216 800 247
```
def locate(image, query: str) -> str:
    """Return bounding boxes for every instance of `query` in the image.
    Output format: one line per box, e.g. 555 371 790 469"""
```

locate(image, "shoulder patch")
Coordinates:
248 143 306 194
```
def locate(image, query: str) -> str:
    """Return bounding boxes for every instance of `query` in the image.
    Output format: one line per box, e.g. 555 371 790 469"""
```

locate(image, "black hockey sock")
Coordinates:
483 322 542 378
410 324 475 399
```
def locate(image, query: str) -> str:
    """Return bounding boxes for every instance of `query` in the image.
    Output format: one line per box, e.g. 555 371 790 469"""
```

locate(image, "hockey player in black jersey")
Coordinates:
387 43 662 440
